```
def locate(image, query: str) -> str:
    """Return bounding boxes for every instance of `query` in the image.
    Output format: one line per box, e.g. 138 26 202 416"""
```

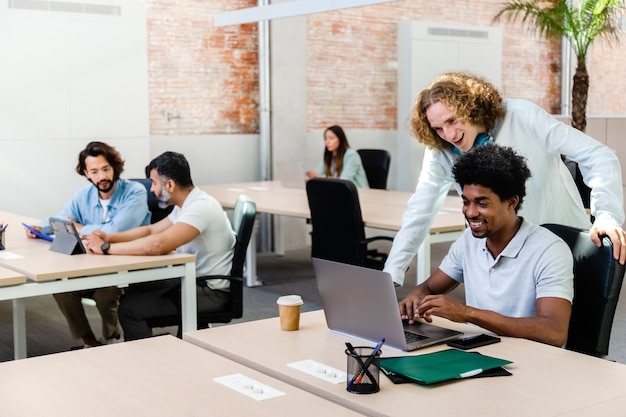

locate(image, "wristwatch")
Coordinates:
101 242 110 255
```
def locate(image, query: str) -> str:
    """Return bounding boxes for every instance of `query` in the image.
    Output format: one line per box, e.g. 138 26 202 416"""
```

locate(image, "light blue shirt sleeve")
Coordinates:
315 161 325 176
40 179 151 235
339 149 369 188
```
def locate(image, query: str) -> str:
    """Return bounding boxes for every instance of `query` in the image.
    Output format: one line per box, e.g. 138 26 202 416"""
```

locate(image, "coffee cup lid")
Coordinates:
277 295 303 306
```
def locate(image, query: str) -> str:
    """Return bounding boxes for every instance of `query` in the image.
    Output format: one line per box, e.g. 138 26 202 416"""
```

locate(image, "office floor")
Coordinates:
2 242 626 364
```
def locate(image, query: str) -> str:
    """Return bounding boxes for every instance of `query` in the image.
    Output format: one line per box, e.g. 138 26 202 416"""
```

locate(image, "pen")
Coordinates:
345 342 378 387
351 337 385 385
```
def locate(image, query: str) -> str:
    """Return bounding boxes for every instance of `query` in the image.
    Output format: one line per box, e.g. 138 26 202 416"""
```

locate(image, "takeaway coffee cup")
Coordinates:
277 295 303 331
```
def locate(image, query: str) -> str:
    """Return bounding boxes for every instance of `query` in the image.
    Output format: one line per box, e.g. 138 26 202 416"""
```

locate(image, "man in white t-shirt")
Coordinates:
399 144 574 347
83 151 236 340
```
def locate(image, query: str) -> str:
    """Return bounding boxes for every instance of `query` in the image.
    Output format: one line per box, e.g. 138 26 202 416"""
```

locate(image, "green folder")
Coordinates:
379 349 513 385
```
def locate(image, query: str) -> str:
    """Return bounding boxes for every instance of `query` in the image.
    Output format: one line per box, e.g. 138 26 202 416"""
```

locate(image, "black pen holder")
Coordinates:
0 229 5 250
345 346 382 394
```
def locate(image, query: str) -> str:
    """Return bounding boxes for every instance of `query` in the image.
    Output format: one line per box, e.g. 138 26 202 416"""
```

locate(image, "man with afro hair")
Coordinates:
399 144 574 347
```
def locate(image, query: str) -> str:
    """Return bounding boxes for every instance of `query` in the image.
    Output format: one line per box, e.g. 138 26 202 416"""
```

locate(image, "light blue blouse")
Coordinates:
315 148 369 188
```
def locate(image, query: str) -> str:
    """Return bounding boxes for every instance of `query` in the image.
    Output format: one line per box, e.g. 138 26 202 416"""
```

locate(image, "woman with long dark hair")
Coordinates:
305 125 369 188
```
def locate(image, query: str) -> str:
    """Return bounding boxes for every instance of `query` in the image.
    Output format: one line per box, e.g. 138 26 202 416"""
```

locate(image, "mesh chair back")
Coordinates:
230 195 256 278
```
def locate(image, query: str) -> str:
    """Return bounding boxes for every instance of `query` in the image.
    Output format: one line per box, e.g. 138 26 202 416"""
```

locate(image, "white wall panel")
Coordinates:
396 21 502 191
0 0 149 219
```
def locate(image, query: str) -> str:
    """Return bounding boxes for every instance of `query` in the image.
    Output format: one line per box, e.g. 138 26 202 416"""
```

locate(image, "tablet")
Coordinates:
22 222 54 242
49 218 86 255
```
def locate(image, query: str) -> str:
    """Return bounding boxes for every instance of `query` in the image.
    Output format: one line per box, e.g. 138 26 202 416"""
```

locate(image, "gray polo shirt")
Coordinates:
439 218 574 318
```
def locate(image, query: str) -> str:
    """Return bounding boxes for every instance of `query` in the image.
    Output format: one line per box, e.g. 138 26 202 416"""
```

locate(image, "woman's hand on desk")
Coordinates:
305 170 323 180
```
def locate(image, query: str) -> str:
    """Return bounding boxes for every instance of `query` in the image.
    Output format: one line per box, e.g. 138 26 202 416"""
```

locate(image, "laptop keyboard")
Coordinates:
405 331 427 343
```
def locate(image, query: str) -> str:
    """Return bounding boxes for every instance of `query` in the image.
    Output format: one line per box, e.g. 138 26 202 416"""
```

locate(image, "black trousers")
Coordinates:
118 278 229 341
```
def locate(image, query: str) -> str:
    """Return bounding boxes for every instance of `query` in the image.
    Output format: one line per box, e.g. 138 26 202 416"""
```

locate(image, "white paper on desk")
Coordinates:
226 188 246 192
0 252 23 260
213 373 286 401
248 186 268 191
288 359 346 384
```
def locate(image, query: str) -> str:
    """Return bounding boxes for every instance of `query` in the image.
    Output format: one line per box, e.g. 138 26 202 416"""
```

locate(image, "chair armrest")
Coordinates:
362 236 394 245
196 275 243 286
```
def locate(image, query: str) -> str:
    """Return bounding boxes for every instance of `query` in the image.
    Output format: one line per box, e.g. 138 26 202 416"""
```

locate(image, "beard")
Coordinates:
157 188 172 209
94 180 114 193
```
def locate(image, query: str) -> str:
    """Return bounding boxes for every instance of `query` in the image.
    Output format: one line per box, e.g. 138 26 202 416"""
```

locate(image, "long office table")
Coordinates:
0 266 26 287
0 335 363 417
0 211 197 360
184 310 626 417
200 181 465 286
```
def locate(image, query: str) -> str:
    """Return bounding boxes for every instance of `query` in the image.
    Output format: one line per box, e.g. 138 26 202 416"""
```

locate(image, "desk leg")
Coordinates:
180 261 198 333
13 299 27 360
274 215 284 256
416 236 431 285
417 230 464 285
245 221 262 287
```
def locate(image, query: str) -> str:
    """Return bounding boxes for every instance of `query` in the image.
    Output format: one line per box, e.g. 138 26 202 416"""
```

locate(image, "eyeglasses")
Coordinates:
87 165 113 177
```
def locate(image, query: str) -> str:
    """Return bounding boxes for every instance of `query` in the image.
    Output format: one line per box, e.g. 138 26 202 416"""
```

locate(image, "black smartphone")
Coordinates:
447 334 501 350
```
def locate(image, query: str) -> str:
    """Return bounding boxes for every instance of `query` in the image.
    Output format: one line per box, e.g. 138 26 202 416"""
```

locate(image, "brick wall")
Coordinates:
588 38 626 115
306 0 561 130
147 0 259 135
146 0 625 135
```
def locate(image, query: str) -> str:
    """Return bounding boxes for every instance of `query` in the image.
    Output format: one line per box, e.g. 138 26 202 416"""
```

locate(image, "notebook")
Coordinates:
276 160 306 189
313 258 463 351
379 349 512 385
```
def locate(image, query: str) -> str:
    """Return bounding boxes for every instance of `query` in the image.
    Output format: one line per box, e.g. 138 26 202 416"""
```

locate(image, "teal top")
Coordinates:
315 148 370 188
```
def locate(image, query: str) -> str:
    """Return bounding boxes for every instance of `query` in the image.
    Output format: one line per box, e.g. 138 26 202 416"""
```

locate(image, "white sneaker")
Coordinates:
99 336 122 345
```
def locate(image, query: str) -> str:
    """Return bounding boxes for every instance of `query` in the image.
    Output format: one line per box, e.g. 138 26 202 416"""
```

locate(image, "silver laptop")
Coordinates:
313 258 463 351
276 160 306 189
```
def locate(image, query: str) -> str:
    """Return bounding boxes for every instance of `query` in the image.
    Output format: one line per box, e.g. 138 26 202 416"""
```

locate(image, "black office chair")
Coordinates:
357 149 391 190
147 195 256 335
130 178 173 223
562 158 591 210
306 178 393 270
542 223 626 358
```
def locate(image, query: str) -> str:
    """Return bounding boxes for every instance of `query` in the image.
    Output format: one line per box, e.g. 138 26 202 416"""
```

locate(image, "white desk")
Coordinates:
0 211 197 360
200 181 465 286
0 335 363 417
184 310 626 417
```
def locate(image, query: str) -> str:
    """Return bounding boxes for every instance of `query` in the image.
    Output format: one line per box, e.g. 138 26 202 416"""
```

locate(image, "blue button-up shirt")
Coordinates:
40 178 151 235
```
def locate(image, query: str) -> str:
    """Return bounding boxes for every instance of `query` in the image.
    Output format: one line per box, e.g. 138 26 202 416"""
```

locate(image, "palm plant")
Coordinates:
493 0 625 132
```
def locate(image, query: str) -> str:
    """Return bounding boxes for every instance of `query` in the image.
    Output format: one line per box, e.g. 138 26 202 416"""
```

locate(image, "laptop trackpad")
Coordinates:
403 322 462 350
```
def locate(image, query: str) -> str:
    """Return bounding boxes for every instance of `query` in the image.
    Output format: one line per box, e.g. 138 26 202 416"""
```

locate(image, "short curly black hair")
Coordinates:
452 144 531 212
